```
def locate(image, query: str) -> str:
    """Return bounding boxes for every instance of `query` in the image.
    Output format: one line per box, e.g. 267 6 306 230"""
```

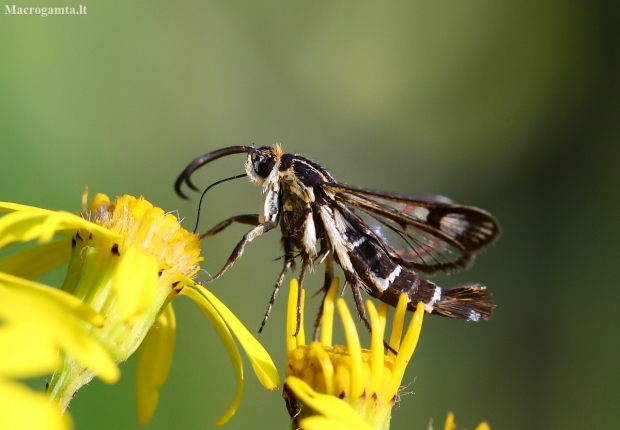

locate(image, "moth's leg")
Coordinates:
312 237 333 297
350 278 372 332
258 258 292 333
200 214 259 239
339 280 349 297
313 254 334 341
350 279 398 354
259 237 296 333
202 220 277 284
283 383 302 429
294 257 311 337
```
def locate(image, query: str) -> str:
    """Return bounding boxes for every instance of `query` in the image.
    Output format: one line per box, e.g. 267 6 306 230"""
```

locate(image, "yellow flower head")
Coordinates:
56 194 203 356
0 193 279 427
439 412 490 430
283 277 425 430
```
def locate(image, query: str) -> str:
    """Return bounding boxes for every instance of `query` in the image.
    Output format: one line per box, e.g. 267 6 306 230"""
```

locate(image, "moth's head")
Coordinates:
245 144 283 185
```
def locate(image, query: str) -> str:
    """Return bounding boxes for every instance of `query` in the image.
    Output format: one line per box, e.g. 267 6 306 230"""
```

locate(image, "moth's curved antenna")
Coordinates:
174 145 258 199
193 173 247 234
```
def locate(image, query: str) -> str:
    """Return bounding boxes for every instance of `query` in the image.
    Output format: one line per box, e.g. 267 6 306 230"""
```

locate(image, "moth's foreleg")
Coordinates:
202 220 277 284
200 214 259 239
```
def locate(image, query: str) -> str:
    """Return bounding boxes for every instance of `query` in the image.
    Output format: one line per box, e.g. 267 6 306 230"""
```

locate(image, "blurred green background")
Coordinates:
1 1 619 429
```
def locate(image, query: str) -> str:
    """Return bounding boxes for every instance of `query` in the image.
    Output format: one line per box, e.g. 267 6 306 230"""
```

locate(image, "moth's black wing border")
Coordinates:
324 182 500 274
174 145 257 199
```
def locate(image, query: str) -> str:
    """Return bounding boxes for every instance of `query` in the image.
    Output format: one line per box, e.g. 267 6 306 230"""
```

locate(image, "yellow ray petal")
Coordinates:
474 422 491 430
194 284 280 390
0 326 62 376
136 303 176 425
377 302 389 340
309 342 335 396
285 280 307 347
367 300 385 397
335 298 363 399
320 277 339 347
0 210 119 249
112 247 157 321
0 272 103 326
300 416 368 430
0 379 72 430
0 285 119 383
444 412 456 430
0 241 70 280
0 202 42 213
180 287 245 426
387 293 408 358
287 279 301 354
286 377 373 430
386 301 425 405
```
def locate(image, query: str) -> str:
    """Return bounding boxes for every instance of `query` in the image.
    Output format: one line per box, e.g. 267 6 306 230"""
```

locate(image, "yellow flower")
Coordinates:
439 412 490 430
0 193 279 426
283 277 425 430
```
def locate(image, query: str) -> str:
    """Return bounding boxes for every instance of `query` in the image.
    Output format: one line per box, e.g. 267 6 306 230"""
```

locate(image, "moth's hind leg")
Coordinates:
200 214 259 239
312 254 334 341
350 277 372 333
350 279 398 354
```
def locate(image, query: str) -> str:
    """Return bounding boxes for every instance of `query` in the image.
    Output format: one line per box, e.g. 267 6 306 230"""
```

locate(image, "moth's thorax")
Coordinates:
279 170 316 204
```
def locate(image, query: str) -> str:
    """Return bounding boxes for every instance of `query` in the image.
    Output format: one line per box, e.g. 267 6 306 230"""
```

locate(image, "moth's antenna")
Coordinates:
193 173 247 234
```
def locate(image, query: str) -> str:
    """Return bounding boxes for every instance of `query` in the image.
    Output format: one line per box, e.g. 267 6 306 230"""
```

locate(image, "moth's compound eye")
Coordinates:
255 156 276 178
